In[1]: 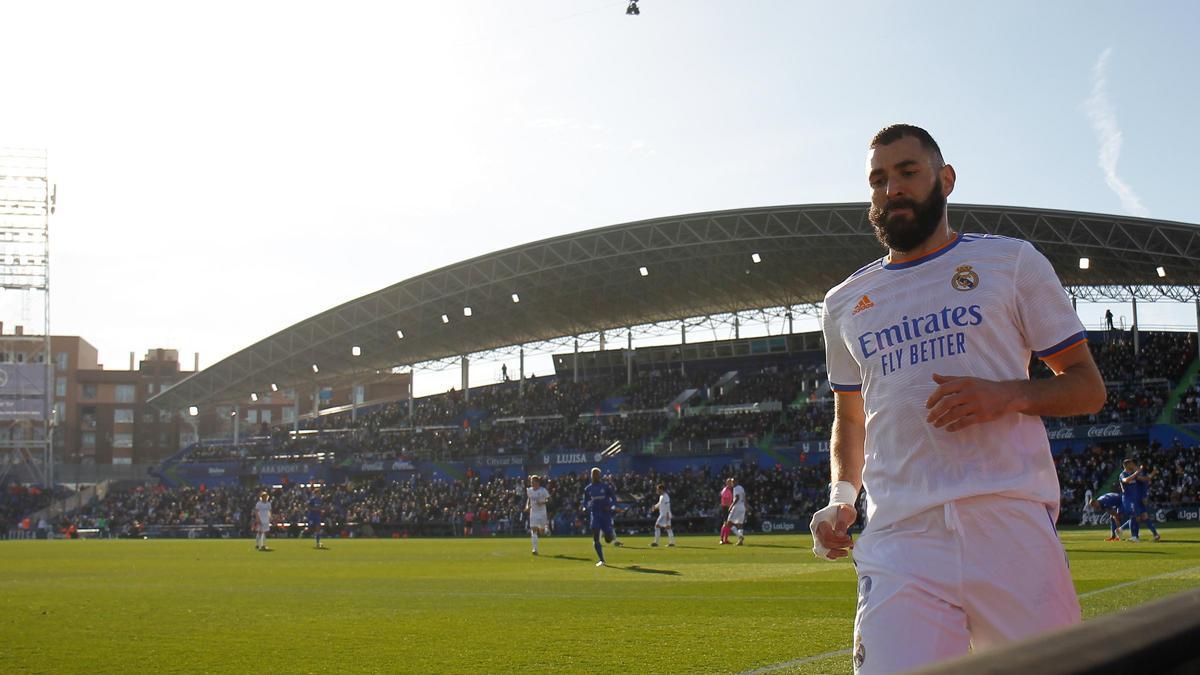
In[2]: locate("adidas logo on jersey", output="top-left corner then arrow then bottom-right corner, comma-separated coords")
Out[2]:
852,295 -> 875,315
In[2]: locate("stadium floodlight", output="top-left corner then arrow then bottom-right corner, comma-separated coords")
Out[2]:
311,363 -> 320,373
751,253 -> 761,264
441,314 -> 450,324
639,266 -> 649,277
626,0 -> 639,15
1157,266 -> 1167,278
250,393 -> 258,402
270,383 -> 278,392
352,345 -> 362,356
188,406 -> 199,416
230,409 -> 237,417
396,329 -> 405,339
463,306 -> 472,317
511,293 -> 520,303
1078,257 -> 1090,270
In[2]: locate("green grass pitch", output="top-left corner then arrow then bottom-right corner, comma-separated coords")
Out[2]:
2,529 -> 1199,674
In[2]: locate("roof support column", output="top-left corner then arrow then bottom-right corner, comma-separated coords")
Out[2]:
573,338 -> 579,383
519,347 -> 525,396
787,308 -> 794,335
312,386 -> 319,419
625,347 -> 633,388
680,320 -> 687,377
461,356 -> 470,402
734,312 -> 740,340
408,369 -> 415,418
627,327 -> 632,350
233,405 -> 240,445
1132,295 -> 1139,356
293,396 -> 300,435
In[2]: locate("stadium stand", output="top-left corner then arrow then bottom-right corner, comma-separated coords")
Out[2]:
8,329 -> 1200,540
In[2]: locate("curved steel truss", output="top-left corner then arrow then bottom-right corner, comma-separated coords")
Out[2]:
150,203 -> 1200,410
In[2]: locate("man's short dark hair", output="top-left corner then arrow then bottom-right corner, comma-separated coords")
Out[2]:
870,124 -> 945,166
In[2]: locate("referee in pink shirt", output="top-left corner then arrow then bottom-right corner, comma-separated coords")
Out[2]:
718,478 -> 735,544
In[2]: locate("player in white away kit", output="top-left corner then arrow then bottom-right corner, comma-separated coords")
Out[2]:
525,474 -> 551,555
253,491 -> 272,551
725,478 -> 747,546
650,483 -> 674,547
810,125 -> 1106,674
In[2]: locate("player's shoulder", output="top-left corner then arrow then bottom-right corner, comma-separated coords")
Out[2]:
824,257 -> 886,308
958,232 -> 1039,262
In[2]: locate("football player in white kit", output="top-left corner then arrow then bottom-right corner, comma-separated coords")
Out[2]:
650,483 -> 674,547
525,474 -> 551,555
725,478 -> 747,546
810,124 -> 1107,674
253,491 -> 272,551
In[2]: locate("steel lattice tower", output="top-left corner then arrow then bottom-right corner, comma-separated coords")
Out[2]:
0,148 -> 54,488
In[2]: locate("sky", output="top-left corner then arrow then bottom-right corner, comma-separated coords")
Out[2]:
1,1 -> 1197,396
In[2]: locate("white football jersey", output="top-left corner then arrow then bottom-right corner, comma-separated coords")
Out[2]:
526,486 -> 550,513
254,500 -> 271,525
655,493 -> 672,519
822,234 -> 1084,531
732,485 -> 746,509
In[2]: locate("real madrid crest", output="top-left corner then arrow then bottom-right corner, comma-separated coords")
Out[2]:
951,264 -> 979,291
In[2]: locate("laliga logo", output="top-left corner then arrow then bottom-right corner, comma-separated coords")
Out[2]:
762,521 -> 773,533
0,369 -> 8,388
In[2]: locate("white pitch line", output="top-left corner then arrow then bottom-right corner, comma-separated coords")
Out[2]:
1077,564 -> 1200,599
739,648 -> 852,675
739,565 -> 1200,675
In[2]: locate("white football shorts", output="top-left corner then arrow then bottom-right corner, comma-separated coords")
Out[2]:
849,494 -> 1080,674
529,510 -> 548,530
727,505 -> 746,525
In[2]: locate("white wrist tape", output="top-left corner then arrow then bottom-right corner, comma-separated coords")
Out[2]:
811,481 -> 859,560
830,481 -> 858,506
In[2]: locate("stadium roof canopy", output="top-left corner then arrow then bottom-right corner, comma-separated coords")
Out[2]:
150,203 -> 1200,410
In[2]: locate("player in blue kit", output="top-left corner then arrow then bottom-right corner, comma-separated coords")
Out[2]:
1088,492 -> 1124,541
584,467 -> 617,566
1119,459 -> 1160,542
307,485 -> 328,549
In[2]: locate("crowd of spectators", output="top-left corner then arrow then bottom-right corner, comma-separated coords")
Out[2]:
708,364 -> 825,406
1,484 -> 66,536
17,438 -> 1200,537
1057,440 -> 1200,509
61,460 -> 833,538
1037,332 -> 1195,428
165,332 -> 1199,468
1175,382 -> 1200,424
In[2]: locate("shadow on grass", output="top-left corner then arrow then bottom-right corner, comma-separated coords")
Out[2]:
747,543 -> 809,549
622,565 -> 681,576
1072,548 -> 1169,555
552,554 -> 593,562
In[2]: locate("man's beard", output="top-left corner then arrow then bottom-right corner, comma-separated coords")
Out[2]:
868,176 -> 946,253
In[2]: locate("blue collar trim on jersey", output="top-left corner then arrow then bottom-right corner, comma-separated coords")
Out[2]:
883,233 -> 963,270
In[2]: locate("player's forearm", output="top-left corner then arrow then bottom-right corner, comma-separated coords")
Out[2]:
1010,362 -> 1106,418
830,413 -> 865,491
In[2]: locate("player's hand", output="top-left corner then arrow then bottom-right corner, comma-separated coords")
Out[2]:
925,373 -> 1023,432
810,503 -> 857,560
